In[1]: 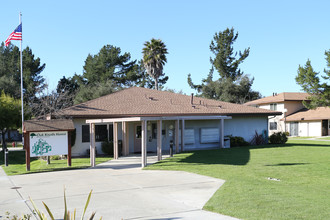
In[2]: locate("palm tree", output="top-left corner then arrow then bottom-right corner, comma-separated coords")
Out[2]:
142,38 -> 168,90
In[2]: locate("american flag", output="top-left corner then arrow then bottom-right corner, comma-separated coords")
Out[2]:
5,23 -> 22,47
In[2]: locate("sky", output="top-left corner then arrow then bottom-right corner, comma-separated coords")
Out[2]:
1,0 -> 329,97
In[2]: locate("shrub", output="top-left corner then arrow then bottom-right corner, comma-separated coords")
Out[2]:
269,132 -> 288,144
86,148 -> 98,156
101,140 -> 113,156
228,135 -> 250,147
50,155 -> 61,160
71,129 -> 76,147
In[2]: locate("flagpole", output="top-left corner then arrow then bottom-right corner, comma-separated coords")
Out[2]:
19,12 -> 24,145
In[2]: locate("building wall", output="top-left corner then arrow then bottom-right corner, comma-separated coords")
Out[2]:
284,101 -> 305,115
72,116 -> 269,156
259,101 -> 308,136
259,103 -> 284,135
285,120 -> 322,137
72,119 -> 122,157
129,116 -> 268,152
224,116 -> 268,142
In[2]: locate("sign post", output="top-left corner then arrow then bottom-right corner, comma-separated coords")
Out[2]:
25,132 -> 30,171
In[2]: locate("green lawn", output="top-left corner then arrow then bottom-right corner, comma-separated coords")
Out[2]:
288,136 -> 315,140
289,136 -> 330,140
145,140 -> 330,220
0,150 -> 112,175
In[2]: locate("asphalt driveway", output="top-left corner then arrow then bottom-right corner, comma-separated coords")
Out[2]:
0,156 -> 237,220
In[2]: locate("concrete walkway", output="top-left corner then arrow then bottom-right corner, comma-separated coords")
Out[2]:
0,156 -> 238,220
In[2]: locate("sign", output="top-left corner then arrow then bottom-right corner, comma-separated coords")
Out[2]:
29,131 -> 68,157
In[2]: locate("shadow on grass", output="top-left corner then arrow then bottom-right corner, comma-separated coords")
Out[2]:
285,143 -> 330,147
249,142 -> 330,149
265,163 -> 310,166
0,151 -> 38,165
179,147 -> 250,166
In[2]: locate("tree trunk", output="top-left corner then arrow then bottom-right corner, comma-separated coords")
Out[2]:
155,78 -> 159,90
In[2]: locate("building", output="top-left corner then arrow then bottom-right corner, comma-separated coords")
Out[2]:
61,87 -> 281,161
245,92 -> 330,137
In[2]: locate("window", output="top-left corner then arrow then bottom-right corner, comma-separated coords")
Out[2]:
82,125 -> 90,142
152,123 -> 157,139
270,103 -> 277,111
108,124 -> 113,142
95,125 -> 108,142
136,125 -> 142,139
270,122 -> 277,130
82,124 -> 108,142
200,128 -> 219,143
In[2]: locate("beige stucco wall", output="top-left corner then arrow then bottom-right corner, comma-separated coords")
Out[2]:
260,103 -> 285,135
259,101 -> 310,136
285,120 -> 322,137
284,101 -> 305,115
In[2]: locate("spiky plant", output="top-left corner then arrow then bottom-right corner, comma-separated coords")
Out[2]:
29,188 -> 101,220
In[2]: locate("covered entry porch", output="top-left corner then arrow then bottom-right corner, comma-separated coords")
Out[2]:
87,115 -> 231,167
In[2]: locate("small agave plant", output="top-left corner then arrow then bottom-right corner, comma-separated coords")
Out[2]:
29,188 -> 101,220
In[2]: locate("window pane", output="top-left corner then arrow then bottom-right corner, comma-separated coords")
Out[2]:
95,125 -> 108,142
152,123 -> 157,139
108,124 -> 113,141
136,126 -> 142,139
270,122 -> 277,130
270,103 -> 277,111
82,125 -> 90,142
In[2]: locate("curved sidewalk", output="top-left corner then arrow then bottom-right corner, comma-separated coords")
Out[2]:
1,156 -> 238,220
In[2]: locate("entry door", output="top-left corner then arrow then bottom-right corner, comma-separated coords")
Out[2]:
322,120 -> 328,136
134,124 -> 142,153
290,122 -> 298,136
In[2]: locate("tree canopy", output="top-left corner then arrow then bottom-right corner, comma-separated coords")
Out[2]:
210,28 -> 250,80
0,43 -> 46,115
188,28 -> 261,104
135,60 -> 168,90
296,50 -> 330,108
82,45 -> 141,87
0,91 -> 21,149
142,39 -> 168,90
65,44 -> 153,104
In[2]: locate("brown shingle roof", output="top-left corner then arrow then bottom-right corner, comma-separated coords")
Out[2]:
284,107 -> 330,121
244,92 -> 309,106
24,119 -> 75,132
61,87 -> 281,118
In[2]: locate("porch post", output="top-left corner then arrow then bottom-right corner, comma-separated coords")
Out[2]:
181,119 -> 185,152
68,130 -> 72,167
157,120 -> 162,161
90,123 -> 95,167
123,121 -> 129,156
141,120 -> 147,167
219,119 -> 224,148
25,132 -> 30,171
175,119 -> 179,153
113,122 -> 118,159
122,121 -> 126,156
